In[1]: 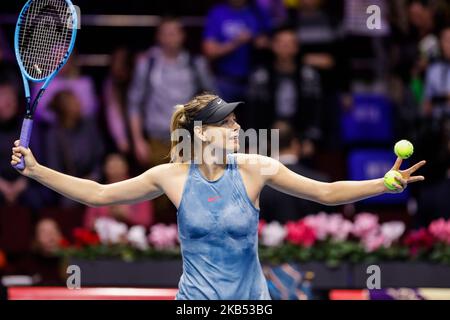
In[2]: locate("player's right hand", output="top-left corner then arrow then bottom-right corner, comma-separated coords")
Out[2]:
11,140 -> 38,177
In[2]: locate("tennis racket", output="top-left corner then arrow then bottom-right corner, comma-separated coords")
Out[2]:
13,0 -> 78,170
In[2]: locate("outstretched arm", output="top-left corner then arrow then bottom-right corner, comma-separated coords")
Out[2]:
323,157 -> 426,205
263,156 -> 426,206
11,140 -> 164,207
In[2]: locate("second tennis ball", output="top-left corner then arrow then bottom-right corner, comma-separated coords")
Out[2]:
384,170 -> 402,191
394,140 -> 414,159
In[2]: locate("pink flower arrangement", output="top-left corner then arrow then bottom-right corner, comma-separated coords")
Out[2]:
285,220 -> 316,247
259,212 -> 406,253
361,232 -> 386,252
61,214 -> 450,265
303,212 -> 353,241
303,212 -> 329,240
148,223 -> 179,250
428,218 -> 450,244
403,228 -> 435,256
326,214 -> 354,241
94,217 -> 128,245
127,225 -> 149,250
261,221 -> 287,247
352,213 -> 380,239
381,222 -> 406,247
258,219 -> 267,238
69,217 -> 180,252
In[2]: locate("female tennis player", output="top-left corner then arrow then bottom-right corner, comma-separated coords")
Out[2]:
11,93 -> 426,300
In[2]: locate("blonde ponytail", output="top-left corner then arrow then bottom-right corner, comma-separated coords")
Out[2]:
170,104 -> 188,132
168,93 -> 218,162
169,104 -> 188,162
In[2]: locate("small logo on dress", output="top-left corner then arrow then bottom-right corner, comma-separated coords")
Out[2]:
207,196 -> 221,202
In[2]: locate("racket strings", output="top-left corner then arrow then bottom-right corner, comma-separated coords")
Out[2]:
18,0 -> 74,80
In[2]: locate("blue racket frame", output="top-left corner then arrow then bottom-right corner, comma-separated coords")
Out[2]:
13,0 -> 78,170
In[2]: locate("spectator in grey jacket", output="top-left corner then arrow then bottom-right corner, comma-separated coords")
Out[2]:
127,17 -> 216,168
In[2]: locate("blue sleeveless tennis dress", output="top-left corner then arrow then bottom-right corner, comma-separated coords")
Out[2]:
175,153 -> 271,300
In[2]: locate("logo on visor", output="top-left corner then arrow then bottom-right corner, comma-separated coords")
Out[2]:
217,99 -> 223,104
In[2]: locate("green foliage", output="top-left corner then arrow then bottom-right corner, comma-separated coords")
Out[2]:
58,240 -> 450,265
57,245 -> 181,262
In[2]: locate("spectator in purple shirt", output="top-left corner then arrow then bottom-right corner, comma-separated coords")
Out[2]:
102,47 -> 134,155
203,0 -> 270,128
253,0 -> 288,29
32,53 -> 99,124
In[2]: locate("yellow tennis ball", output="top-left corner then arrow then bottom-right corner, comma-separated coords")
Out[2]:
384,170 -> 402,191
394,140 -> 414,159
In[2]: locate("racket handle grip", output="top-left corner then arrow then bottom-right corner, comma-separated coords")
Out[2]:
14,118 -> 34,171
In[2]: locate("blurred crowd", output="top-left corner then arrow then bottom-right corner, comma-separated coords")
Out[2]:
0,0 -> 450,284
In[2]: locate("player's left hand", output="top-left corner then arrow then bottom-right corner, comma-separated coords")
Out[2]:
386,157 -> 427,193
